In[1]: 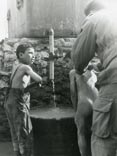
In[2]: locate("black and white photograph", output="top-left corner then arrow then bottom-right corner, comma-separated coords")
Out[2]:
0,0 -> 117,156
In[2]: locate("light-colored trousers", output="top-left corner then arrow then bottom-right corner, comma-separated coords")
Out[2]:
91,84 -> 117,156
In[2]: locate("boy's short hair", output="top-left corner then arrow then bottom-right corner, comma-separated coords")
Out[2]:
16,43 -> 33,59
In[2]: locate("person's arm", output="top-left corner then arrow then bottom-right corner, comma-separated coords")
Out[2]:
25,65 -> 42,82
71,19 -> 96,74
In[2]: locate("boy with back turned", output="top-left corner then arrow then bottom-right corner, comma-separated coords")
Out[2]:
4,43 -> 42,156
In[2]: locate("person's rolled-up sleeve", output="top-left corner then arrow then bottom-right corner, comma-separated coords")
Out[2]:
71,19 -> 96,74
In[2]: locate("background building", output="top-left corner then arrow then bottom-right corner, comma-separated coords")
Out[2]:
0,0 -> 8,40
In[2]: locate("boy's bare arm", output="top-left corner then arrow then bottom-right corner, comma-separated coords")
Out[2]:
25,65 -> 42,82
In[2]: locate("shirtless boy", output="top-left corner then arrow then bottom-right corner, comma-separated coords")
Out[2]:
4,43 -> 42,156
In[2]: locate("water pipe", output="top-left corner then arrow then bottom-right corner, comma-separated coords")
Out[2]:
49,28 -> 56,107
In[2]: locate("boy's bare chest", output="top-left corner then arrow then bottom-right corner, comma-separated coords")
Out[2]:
22,75 -> 30,88
11,67 -> 30,88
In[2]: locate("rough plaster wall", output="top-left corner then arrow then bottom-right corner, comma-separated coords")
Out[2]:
0,0 -> 8,40
7,0 -> 28,37
29,0 -> 77,36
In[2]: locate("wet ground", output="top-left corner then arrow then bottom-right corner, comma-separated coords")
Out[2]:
0,142 -> 14,156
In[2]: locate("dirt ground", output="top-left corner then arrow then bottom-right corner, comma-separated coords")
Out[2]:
0,142 -> 14,156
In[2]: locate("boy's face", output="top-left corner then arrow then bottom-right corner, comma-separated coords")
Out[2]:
20,47 -> 35,65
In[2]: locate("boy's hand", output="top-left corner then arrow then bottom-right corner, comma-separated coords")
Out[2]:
42,77 -> 47,84
24,82 -> 42,92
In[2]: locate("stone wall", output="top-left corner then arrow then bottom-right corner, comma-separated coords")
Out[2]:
0,37 -> 76,141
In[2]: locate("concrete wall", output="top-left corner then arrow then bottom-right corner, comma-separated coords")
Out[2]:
7,0 -> 88,38
75,0 -> 89,29
7,0 -> 29,37
0,0 -> 8,40
27,0 -> 79,37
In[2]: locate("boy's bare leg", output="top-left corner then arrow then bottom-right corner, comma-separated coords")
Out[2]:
76,117 -> 91,156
